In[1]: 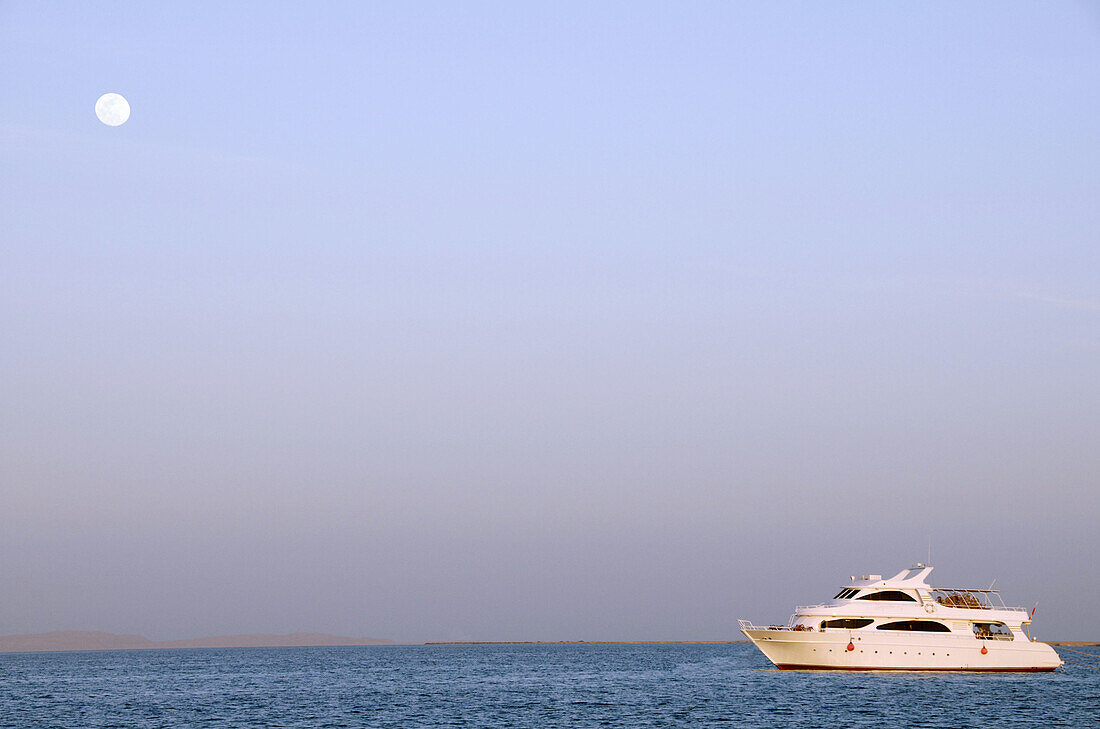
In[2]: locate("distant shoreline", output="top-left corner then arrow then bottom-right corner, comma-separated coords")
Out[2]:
1,631 -> 1094,654
0,631 -> 393,654
424,640 -> 750,645
425,640 -> 1098,647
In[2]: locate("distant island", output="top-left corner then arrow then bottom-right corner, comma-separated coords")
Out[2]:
0,631 -> 394,653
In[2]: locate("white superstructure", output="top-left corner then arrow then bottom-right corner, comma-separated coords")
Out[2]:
739,565 -> 1062,671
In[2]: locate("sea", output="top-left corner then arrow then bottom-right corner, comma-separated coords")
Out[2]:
1,643 -> 1097,728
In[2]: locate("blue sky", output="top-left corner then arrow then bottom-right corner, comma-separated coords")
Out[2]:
1,2 -> 1098,641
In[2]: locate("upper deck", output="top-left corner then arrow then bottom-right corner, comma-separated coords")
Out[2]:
794,565 -> 1028,615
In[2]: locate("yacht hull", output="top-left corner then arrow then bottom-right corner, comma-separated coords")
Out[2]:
742,629 -> 1061,672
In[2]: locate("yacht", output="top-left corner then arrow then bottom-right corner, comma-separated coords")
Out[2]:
739,564 -> 1062,671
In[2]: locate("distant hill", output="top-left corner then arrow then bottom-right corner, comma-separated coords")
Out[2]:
0,630 -> 394,653
0,631 -> 155,653
155,633 -> 395,649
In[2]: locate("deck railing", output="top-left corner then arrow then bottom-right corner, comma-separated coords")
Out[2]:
741,618 -> 1022,640
738,619 -> 794,632
791,600 -> 1029,614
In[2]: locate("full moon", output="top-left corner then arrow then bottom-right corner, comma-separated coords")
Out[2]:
95,93 -> 130,126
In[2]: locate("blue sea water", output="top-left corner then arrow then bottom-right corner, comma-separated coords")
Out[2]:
1,643 -> 1097,728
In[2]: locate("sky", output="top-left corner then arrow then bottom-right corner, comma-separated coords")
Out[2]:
1,1 -> 1098,643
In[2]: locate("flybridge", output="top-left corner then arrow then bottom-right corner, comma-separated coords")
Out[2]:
931,589 -> 1023,612
845,564 -> 934,588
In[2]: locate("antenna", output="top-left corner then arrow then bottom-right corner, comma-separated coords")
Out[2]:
927,536 -> 931,566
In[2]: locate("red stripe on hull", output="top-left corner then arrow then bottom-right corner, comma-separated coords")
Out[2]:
775,664 -> 1057,672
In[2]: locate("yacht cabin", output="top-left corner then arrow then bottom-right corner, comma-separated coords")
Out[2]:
787,565 -> 1031,641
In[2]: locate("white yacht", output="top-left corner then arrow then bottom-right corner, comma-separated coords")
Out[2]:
739,565 -> 1062,671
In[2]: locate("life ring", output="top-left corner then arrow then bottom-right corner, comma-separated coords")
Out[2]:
980,645 -> 988,655
924,603 -> 936,614
847,642 -> 855,652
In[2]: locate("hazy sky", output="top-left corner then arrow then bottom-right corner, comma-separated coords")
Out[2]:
2,2 -> 1098,642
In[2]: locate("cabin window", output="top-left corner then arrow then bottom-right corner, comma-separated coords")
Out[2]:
972,622 -> 1013,639
833,589 -> 859,599
856,590 -> 916,602
820,618 -> 874,630
876,620 -> 951,633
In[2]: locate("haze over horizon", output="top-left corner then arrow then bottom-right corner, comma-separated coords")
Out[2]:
2,2 -> 1098,644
